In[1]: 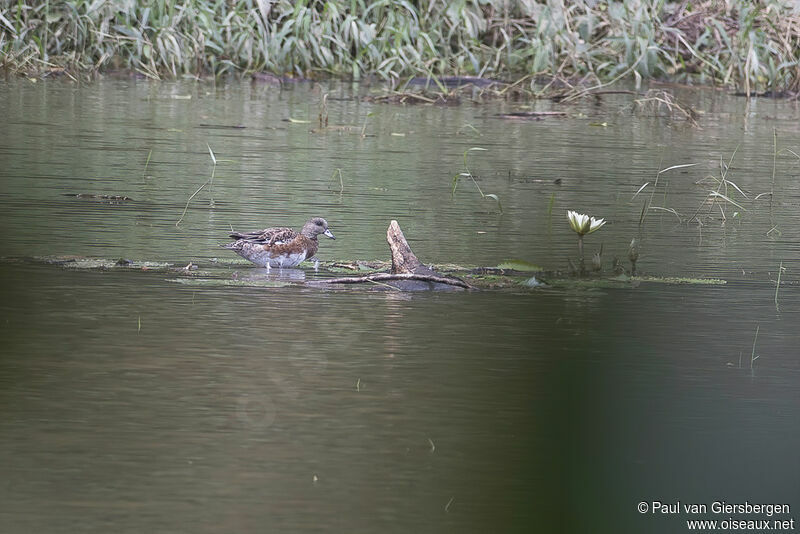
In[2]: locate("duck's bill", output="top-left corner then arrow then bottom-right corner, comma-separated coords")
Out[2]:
324,229 -> 336,239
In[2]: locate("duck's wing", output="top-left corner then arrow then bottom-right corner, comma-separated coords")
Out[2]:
229,227 -> 298,245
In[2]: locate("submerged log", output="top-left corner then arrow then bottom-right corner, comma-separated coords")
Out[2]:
64,193 -> 134,202
495,111 -> 567,120
407,76 -> 501,88
319,272 -> 472,290
6,256 -> 729,289
313,220 -> 474,290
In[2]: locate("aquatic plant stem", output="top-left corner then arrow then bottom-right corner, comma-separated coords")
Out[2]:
640,155 -> 664,227
445,497 -> 454,513
774,261 -> 784,312
176,145 -> 218,227
462,148 -> 487,197
452,147 -> 502,213
176,180 -> 210,227
578,235 -> 585,275
142,149 -> 152,180
688,147 -> 739,222
750,324 -> 760,370
330,168 -> 344,193
360,112 -> 372,138
319,93 -> 329,128
207,144 -> 217,206
771,128 -> 777,211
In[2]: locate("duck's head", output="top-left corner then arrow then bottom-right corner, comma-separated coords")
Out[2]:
302,217 -> 335,240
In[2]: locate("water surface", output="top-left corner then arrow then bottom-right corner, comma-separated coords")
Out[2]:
1,78 -> 799,533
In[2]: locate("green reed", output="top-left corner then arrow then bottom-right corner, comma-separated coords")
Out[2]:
1,0 -> 799,93
452,147 -> 502,213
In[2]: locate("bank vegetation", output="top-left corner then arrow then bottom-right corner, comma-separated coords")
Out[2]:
1,0 -> 798,94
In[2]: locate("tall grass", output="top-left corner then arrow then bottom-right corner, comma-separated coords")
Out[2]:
1,0 -> 799,92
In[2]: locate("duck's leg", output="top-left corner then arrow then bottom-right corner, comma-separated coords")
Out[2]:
305,255 -> 320,271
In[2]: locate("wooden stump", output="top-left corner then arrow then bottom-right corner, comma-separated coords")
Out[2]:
387,220 -> 436,276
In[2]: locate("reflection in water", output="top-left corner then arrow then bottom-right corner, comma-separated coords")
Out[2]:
1,264 -> 797,533
1,80 -> 799,533
234,267 -> 307,282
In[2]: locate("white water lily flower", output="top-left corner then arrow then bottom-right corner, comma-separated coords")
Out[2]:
567,210 -> 606,236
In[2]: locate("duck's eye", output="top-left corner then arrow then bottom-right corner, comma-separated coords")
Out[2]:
316,220 -> 323,226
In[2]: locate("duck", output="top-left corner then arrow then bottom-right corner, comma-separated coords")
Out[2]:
222,217 -> 335,268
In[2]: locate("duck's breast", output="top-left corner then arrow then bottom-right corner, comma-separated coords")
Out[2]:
265,236 -> 316,267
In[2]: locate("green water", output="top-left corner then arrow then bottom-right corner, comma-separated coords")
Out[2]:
1,78 -> 799,533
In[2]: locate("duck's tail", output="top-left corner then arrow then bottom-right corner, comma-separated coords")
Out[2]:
220,241 -> 242,251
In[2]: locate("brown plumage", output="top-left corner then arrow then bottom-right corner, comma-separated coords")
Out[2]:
222,217 -> 335,268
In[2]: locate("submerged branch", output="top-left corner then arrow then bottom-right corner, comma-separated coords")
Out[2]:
310,272 -> 474,289
309,220 -> 475,289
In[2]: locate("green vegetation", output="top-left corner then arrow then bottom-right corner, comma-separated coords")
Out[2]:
452,147 -> 502,213
1,0 -> 798,93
